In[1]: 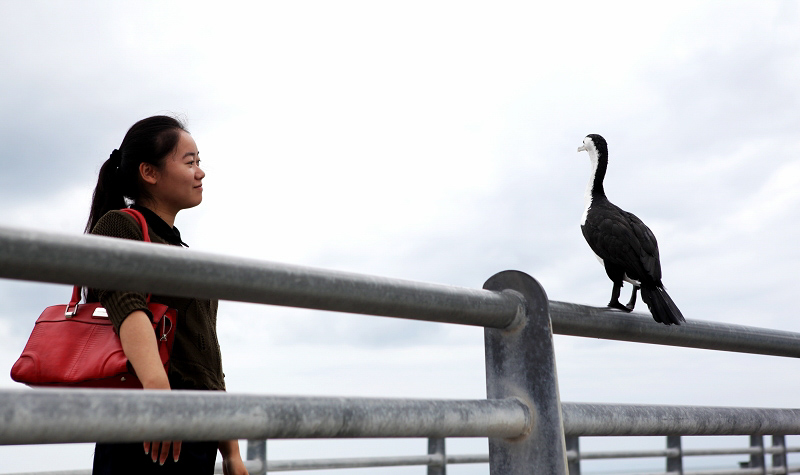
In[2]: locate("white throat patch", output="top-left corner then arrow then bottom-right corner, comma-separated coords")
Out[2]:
581,146 -> 600,225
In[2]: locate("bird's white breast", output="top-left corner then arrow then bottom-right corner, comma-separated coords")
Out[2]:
582,189 -> 592,226
581,153 -> 599,226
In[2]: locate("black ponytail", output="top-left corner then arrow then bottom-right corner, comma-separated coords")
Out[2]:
85,116 -> 187,233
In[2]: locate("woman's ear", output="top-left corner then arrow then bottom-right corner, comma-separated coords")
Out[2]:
139,162 -> 160,185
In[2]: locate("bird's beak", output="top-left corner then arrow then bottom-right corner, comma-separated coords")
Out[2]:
577,145 -> 587,152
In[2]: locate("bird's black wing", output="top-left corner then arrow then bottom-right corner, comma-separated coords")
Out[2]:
619,208 -> 662,282
582,201 -> 662,283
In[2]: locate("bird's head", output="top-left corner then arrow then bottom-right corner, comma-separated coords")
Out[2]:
577,134 -> 607,155
577,134 -> 609,171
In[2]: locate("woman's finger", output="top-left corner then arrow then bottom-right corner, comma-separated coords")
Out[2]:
143,441 -> 150,455
150,441 -> 161,463
159,440 -> 172,465
173,440 -> 182,462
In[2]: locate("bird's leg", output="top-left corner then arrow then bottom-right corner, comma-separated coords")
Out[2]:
608,282 -> 629,311
625,285 -> 639,311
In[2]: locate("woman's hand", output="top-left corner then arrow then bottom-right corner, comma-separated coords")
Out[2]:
144,440 -> 182,465
222,455 -> 249,475
220,440 -> 249,475
119,310 -> 182,464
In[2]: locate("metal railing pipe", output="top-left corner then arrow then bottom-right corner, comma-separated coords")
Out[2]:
267,454 -> 441,471
5,453 -> 492,475
427,437 -> 445,475
5,228 -> 800,358
265,453 -> 492,471
550,301 -> 800,358
0,227 -> 521,328
246,439 -> 267,475
4,471 -> 91,475
484,271 -> 568,474
578,449 -> 681,460
0,389 -> 531,445
563,403 -> 800,436
446,454 -> 490,464
564,446 -> 800,460
4,460 -> 266,475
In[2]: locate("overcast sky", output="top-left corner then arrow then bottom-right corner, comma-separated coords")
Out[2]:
2,1 -> 800,473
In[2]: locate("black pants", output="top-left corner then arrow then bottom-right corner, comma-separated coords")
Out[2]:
92,441 -> 218,475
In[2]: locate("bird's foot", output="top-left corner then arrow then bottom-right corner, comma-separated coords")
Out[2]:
608,300 -> 634,313
625,287 -> 639,312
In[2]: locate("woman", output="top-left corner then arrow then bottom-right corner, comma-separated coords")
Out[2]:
86,115 -> 248,475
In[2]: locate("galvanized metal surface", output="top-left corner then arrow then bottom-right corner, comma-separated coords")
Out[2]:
9,441 -> 800,474
0,389 -> 529,445
484,271 -> 567,474
5,451 -> 491,475
446,454 -> 489,464
667,435 -> 683,474
427,437 -> 446,475
0,227 -> 520,328
628,471 -> 774,475
267,454 -> 440,471
246,439 -> 267,475
563,403 -> 800,436
9,454 -> 800,475
684,446 -> 797,456
5,227 -> 800,358
7,228 -> 800,474
265,452 -> 491,471
265,453 -> 490,471
550,301 -> 800,358
566,436 -> 581,474
773,435 -> 788,472
4,471 -> 91,475
5,460 -> 265,475
573,448 -> 681,460
565,445 -> 800,460
749,435 -> 766,473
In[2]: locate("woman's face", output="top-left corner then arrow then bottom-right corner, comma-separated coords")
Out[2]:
150,131 -> 205,213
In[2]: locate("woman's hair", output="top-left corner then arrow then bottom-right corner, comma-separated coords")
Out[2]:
85,115 -> 188,233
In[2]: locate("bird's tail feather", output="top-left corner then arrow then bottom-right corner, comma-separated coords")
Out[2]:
641,286 -> 685,325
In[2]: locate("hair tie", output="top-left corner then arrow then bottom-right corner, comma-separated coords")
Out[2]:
109,149 -> 122,168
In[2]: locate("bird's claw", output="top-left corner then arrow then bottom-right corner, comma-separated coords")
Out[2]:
608,301 -> 634,313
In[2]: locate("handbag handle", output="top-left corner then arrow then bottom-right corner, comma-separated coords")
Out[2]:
67,208 -> 151,315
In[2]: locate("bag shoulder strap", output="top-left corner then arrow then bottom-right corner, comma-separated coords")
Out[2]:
118,208 -> 151,243
68,208 -> 151,310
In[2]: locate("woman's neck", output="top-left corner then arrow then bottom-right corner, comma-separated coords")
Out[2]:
136,200 -> 177,228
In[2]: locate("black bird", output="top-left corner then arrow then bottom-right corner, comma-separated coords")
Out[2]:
578,134 -> 685,325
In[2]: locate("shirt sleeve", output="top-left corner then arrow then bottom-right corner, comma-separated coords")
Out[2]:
90,210 -> 153,332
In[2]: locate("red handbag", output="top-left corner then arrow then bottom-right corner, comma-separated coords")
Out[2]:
10,208 -> 177,388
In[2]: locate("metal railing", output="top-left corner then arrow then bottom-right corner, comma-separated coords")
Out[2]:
2,225 -> 800,474
6,436 -> 800,474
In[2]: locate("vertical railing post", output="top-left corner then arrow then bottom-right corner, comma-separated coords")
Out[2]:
566,436 -> 581,475
247,439 -> 267,475
427,437 -> 446,475
483,270 -> 567,474
666,436 -> 683,474
749,435 -> 765,474
772,435 -> 787,474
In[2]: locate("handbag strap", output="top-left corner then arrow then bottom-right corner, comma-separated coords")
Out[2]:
119,208 -> 151,243
67,208 -> 152,313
